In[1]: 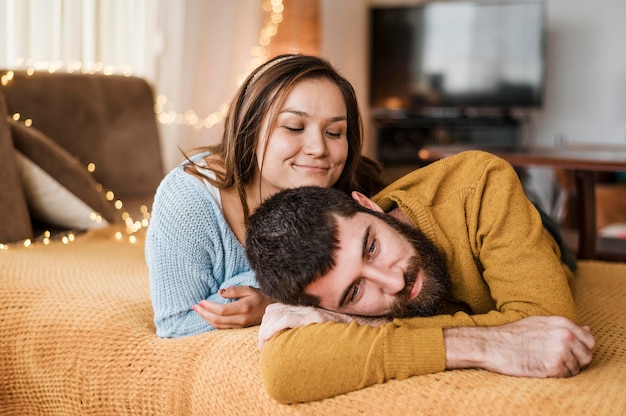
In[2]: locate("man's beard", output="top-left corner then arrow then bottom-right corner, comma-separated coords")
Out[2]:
375,212 -> 451,319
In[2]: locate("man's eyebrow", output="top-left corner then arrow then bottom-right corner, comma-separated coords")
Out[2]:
337,225 -> 371,308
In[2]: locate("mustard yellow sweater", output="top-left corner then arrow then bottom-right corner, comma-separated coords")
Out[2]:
260,151 -> 576,403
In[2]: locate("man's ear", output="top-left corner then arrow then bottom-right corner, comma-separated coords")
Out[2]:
351,191 -> 383,212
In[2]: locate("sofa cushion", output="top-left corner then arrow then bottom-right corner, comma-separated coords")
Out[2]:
0,97 -> 33,243
1,71 -> 164,199
9,119 -> 119,230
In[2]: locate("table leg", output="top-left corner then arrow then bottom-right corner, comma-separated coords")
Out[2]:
575,170 -> 597,259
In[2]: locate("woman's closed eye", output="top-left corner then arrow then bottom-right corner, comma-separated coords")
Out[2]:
325,130 -> 343,138
284,126 -> 303,133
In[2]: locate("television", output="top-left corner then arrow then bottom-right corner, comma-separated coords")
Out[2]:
369,1 -> 547,116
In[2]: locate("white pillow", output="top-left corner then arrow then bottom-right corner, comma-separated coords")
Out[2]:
14,150 -> 109,230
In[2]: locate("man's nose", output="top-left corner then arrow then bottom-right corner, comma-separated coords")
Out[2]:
367,264 -> 405,296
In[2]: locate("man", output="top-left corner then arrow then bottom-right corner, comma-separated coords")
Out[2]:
245,151 -> 595,404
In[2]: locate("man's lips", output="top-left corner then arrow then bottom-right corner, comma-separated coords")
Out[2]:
408,270 -> 424,300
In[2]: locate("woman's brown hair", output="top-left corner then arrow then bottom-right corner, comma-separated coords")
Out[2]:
185,54 -> 385,220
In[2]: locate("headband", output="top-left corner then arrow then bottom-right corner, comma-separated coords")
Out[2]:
245,55 -> 298,93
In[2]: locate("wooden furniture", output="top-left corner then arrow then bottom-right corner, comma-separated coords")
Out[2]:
419,145 -> 626,261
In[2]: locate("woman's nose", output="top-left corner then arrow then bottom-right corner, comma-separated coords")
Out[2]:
303,130 -> 328,157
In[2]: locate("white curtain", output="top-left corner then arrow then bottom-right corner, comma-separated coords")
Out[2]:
154,0 -> 263,170
0,0 -> 158,77
0,0 -> 263,171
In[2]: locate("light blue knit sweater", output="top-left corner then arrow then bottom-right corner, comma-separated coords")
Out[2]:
145,153 -> 258,338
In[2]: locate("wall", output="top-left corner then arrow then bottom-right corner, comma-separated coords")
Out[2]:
322,0 -> 626,153
320,0 -> 374,157
530,0 -> 626,147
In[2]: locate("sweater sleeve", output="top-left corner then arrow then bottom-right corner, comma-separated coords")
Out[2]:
145,166 -> 256,338
260,312 -> 486,403
260,322 -> 445,404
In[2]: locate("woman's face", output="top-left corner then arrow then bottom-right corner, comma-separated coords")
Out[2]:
254,78 -> 349,198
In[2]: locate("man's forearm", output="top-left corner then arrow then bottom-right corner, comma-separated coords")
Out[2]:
444,316 -> 595,377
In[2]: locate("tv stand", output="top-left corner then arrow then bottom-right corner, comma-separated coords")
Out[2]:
374,114 -> 521,166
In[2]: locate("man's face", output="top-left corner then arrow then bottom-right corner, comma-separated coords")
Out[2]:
304,209 -> 450,318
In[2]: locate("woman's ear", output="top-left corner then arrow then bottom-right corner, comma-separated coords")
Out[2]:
351,191 -> 383,212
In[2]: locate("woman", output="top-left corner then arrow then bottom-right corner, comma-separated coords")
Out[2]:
146,54 -> 385,338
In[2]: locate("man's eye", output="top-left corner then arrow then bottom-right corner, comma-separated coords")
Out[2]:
347,284 -> 360,304
367,240 -> 377,261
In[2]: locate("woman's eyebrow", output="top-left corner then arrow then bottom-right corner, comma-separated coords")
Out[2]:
278,109 -> 347,122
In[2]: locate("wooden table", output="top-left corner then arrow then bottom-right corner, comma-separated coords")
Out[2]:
419,145 -> 626,261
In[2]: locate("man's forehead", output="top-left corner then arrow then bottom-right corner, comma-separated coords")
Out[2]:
305,213 -> 374,309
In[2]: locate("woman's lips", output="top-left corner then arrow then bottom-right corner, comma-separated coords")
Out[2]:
293,164 -> 329,174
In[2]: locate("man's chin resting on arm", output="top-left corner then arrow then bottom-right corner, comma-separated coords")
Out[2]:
246,151 -> 596,404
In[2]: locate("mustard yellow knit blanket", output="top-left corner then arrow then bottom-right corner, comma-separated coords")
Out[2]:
1,226 -> 625,415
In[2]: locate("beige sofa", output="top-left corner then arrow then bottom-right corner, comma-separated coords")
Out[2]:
1,71 -> 625,415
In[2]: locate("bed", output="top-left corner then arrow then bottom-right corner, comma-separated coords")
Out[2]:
1,70 -> 625,415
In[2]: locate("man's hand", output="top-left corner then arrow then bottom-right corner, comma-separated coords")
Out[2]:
444,315 -> 595,378
258,303 -> 389,349
193,286 -> 273,329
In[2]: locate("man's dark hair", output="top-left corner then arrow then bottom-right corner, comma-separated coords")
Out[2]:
245,186 -> 370,306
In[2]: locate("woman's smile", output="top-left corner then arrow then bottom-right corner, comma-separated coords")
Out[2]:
292,163 -> 331,174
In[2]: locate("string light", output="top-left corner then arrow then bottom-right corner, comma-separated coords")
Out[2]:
0,0 -> 283,248
154,0 -> 284,130
2,113 -> 151,248
2,1 -> 284,132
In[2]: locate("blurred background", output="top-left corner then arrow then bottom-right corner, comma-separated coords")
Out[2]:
2,0 -> 625,171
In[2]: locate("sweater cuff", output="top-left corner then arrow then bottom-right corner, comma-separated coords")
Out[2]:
383,326 -> 446,379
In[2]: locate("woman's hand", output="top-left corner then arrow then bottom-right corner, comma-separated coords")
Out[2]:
193,286 -> 274,329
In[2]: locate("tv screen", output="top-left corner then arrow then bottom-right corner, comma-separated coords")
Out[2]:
369,1 -> 546,114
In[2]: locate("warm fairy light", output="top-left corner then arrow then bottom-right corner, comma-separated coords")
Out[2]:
0,1 -> 287,248
3,0 -> 284,131
3,1 -> 283,132
1,70 -> 14,85
0,90 -> 146,250
10,113 -> 31,125
154,0 -> 284,130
